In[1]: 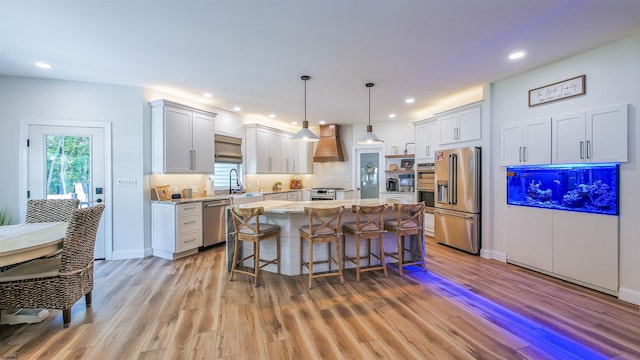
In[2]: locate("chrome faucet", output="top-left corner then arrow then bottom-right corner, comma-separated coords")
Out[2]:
229,169 -> 239,194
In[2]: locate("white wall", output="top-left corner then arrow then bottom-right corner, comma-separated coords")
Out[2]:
0,76 -> 147,259
489,34 -> 640,305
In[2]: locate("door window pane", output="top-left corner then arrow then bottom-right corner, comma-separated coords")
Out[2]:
45,135 -> 91,207
360,152 -> 379,199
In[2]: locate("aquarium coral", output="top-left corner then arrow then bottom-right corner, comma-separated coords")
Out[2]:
526,180 -> 552,201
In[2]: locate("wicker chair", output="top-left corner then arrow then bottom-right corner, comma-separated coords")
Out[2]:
26,199 -> 80,223
0,204 -> 105,328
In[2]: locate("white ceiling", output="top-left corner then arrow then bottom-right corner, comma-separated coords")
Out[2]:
2,1 -> 640,128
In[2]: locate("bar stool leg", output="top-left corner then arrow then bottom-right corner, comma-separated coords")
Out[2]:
254,241 -> 260,287
230,235 -> 240,281
276,232 -> 281,274
356,236 -> 361,282
299,233 -> 304,274
336,238 -> 344,284
398,233 -> 404,276
309,238 -> 314,289
379,234 -> 388,277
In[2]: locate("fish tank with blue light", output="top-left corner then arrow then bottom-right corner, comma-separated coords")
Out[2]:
506,163 -> 619,215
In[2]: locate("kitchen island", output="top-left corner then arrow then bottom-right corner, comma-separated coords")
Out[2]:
226,198 -> 424,276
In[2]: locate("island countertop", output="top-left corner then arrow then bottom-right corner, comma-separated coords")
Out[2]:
234,198 -> 411,214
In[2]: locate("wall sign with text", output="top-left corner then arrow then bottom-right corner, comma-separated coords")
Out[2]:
528,75 -> 586,107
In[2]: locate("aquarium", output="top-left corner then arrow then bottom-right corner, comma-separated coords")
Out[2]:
506,163 -> 619,215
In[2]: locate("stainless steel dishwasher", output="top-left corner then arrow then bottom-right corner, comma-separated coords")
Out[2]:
202,199 -> 231,247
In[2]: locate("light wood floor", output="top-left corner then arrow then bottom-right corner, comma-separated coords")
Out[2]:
1,238 -> 639,359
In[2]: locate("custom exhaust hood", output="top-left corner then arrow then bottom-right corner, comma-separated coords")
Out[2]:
313,124 -> 345,162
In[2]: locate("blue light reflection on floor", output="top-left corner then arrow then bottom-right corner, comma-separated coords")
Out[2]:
405,266 -> 607,359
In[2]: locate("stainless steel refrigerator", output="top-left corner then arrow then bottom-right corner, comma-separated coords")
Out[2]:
434,146 -> 481,254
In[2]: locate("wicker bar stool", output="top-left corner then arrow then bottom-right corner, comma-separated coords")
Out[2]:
384,202 -> 426,276
299,206 -> 345,289
229,206 -> 280,287
341,204 -> 388,282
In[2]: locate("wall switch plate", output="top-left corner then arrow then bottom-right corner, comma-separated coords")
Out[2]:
116,179 -> 136,187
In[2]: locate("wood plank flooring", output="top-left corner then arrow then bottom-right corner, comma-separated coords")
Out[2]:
1,238 -> 639,359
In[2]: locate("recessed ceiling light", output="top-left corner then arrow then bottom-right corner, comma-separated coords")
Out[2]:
269,114 -> 276,118
389,113 -> 396,118
35,62 -> 52,69
291,121 -> 298,125
203,92 -> 213,98
319,120 -> 326,125
233,106 -> 241,111
509,51 -> 526,60
405,98 -> 415,104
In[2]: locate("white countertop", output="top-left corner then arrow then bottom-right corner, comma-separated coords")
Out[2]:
235,198 -> 411,214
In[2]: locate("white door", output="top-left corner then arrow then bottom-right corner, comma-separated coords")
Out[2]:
354,146 -> 383,199
28,125 -> 107,259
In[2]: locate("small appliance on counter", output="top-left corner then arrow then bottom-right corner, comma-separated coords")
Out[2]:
386,178 -> 397,192
290,179 -> 302,189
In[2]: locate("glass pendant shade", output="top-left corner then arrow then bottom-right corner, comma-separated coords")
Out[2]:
357,82 -> 383,144
291,75 -> 319,142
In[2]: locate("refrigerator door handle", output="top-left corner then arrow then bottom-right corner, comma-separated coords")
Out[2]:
451,153 -> 458,205
448,154 -> 453,204
435,210 -> 474,220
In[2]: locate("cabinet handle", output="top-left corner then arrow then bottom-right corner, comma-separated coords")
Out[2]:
586,140 -> 591,159
426,145 -> 429,157
191,150 -> 196,170
523,146 -> 526,162
184,238 -> 197,243
518,147 -> 521,162
580,141 -> 584,159
457,127 -> 460,140
183,220 -> 197,225
183,206 -> 197,211
293,159 -> 296,172
269,157 -> 272,171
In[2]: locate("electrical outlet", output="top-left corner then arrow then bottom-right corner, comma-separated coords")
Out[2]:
192,185 -> 198,193
116,179 -> 137,187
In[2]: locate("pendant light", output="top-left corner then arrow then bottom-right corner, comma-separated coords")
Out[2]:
357,82 -> 384,144
291,75 -> 320,142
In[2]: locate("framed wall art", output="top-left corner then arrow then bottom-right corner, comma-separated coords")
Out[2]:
528,75 -> 586,107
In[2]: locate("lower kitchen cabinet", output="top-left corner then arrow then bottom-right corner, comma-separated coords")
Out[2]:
152,202 -> 203,260
506,206 -> 618,294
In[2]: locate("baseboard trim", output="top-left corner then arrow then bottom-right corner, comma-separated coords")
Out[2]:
111,248 -> 148,260
480,248 -> 506,263
618,287 -> 640,307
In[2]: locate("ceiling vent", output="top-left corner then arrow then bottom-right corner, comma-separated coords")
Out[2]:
313,124 -> 345,162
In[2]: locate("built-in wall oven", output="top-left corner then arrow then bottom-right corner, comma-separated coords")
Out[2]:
310,188 -> 342,201
416,163 -> 435,208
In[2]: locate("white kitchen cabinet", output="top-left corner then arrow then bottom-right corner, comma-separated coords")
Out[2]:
552,104 -> 628,164
414,118 -> 438,162
506,205 -> 619,294
500,118 -> 551,166
424,212 -> 434,237
151,99 -> 216,174
552,211 -> 618,293
151,202 -> 203,260
438,103 -> 481,145
232,194 -> 264,205
246,124 -> 311,174
506,206 -> 553,272
379,192 -> 414,203
287,191 -> 299,201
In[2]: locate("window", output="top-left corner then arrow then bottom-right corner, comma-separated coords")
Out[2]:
212,163 -> 242,191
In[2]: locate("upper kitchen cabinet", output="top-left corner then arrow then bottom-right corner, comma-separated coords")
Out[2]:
437,102 -> 482,145
151,99 -> 216,174
552,104 -> 628,164
245,124 -> 312,174
414,118 -> 439,162
500,118 -> 551,166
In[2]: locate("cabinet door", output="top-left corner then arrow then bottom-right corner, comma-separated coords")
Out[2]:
552,112 -> 586,164
587,104 -> 628,163
282,136 -> 298,173
164,107 -> 193,173
552,211 -> 618,292
191,112 -> 215,173
269,132 -> 283,173
415,123 -> 430,159
256,129 -> 271,173
522,118 -> 551,165
500,122 -> 523,166
457,107 -> 481,143
427,121 -> 439,158
506,206 -> 553,272
298,142 -> 312,174
438,114 -> 458,145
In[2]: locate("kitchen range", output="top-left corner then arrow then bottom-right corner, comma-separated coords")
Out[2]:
310,187 -> 344,201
